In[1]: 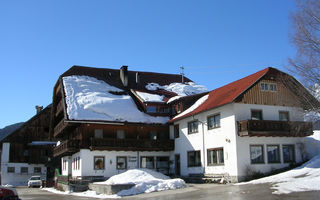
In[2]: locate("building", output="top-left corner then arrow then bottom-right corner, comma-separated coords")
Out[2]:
50,66 -> 318,183
0,105 -> 57,186
50,65 -> 207,180
169,67 -> 318,182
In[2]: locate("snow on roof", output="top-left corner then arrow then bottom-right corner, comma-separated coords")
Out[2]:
238,154 -> 320,194
167,95 -> 183,104
62,76 -> 169,124
173,94 -> 209,120
135,91 -> 165,102
28,141 -> 57,146
94,168 -> 186,196
146,82 -> 208,96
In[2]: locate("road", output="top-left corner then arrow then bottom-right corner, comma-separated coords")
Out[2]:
16,184 -> 320,200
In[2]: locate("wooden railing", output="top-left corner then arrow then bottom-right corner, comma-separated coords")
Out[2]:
237,120 -> 313,137
53,140 -> 80,157
55,100 -> 64,117
90,138 -> 174,151
53,120 -> 68,138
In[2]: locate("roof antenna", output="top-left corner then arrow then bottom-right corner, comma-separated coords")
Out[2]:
180,66 -> 184,83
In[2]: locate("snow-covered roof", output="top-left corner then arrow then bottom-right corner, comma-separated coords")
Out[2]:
62,75 -> 169,124
135,91 -> 165,103
146,82 -> 208,96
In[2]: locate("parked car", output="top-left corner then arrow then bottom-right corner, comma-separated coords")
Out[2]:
27,176 -> 42,188
0,186 -> 20,200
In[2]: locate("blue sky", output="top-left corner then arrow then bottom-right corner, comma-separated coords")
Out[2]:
0,0 -> 296,128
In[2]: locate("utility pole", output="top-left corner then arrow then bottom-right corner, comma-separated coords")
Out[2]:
180,66 -> 184,83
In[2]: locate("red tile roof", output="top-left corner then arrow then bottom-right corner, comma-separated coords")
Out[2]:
170,67 -> 271,122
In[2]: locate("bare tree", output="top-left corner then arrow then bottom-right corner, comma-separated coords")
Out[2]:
289,0 -> 320,92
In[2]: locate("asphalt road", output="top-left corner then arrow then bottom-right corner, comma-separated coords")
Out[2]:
16,184 -> 320,200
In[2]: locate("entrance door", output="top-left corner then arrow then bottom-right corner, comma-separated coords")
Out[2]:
175,154 -> 180,176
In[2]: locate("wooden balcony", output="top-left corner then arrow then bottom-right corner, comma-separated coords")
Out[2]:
53,140 -> 80,157
55,100 -> 64,117
237,120 -> 313,137
90,138 -> 174,151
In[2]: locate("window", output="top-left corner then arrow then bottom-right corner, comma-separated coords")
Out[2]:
279,111 -> 289,121
21,167 -> 28,174
94,156 -> 105,170
34,167 -> 41,174
260,83 -> 268,91
158,107 -> 169,113
283,145 -> 295,163
207,148 -> 224,165
117,130 -> 125,139
250,145 -> 264,164
267,145 -> 280,163
150,131 -> 157,140
146,106 -> 157,113
207,114 -> 221,129
116,157 -> 127,170
156,157 -> 169,168
188,151 -> 201,167
188,121 -> 198,134
251,110 -> 263,120
94,129 -> 103,139
269,83 -> 277,92
7,167 -> 15,173
141,156 -> 154,169
174,124 -> 180,138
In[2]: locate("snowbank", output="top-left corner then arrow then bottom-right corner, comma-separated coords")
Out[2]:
173,94 -> 209,119
63,76 -> 169,124
237,154 -> 320,194
94,168 -> 187,196
303,131 -> 320,159
146,82 -> 208,96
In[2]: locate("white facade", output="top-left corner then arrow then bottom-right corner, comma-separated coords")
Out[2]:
61,150 -> 170,179
170,103 -> 307,182
1,143 -> 46,186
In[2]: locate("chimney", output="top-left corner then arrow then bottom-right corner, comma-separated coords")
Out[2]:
180,66 -> 185,83
120,65 -> 128,87
35,105 -> 43,114
136,72 -> 140,84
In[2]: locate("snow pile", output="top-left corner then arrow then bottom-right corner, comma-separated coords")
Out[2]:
146,82 -> 208,96
135,91 -> 165,102
238,154 -> 320,194
173,94 -> 209,119
63,76 -> 169,124
95,168 -> 186,196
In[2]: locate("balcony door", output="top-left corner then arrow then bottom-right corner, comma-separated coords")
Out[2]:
175,154 -> 180,176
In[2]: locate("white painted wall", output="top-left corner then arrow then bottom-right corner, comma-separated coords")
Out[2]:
170,103 -> 239,178
1,143 -> 46,186
61,156 -> 72,176
72,150 -> 170,178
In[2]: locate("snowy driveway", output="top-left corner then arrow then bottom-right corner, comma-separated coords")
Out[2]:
17,184 -> 320,200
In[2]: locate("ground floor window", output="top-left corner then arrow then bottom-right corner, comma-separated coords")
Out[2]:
250,145 -> 264,164
94,156 -> 105,170
156,157 -> 169,168
21,167 -> 28,174
34,167 -> 41,174
117,156 -> 127,170
188,151 -> 201,167
7,167 -> 15,173
267,145 -> 280,163
141,156 -> 154,169
283,144 -> 295,163
207,148 -> 224,165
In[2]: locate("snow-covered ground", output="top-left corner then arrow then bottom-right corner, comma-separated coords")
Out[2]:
62,76 -> 169,124
238,131 -> 320,194
44,169 -> 186,198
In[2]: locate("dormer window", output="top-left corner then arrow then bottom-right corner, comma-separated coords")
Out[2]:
146,106 -> 157,113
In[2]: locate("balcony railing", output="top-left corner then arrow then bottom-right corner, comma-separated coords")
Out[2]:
53,140 -> 80,157
90,138 -> 174,151
237,120 -> 313,137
